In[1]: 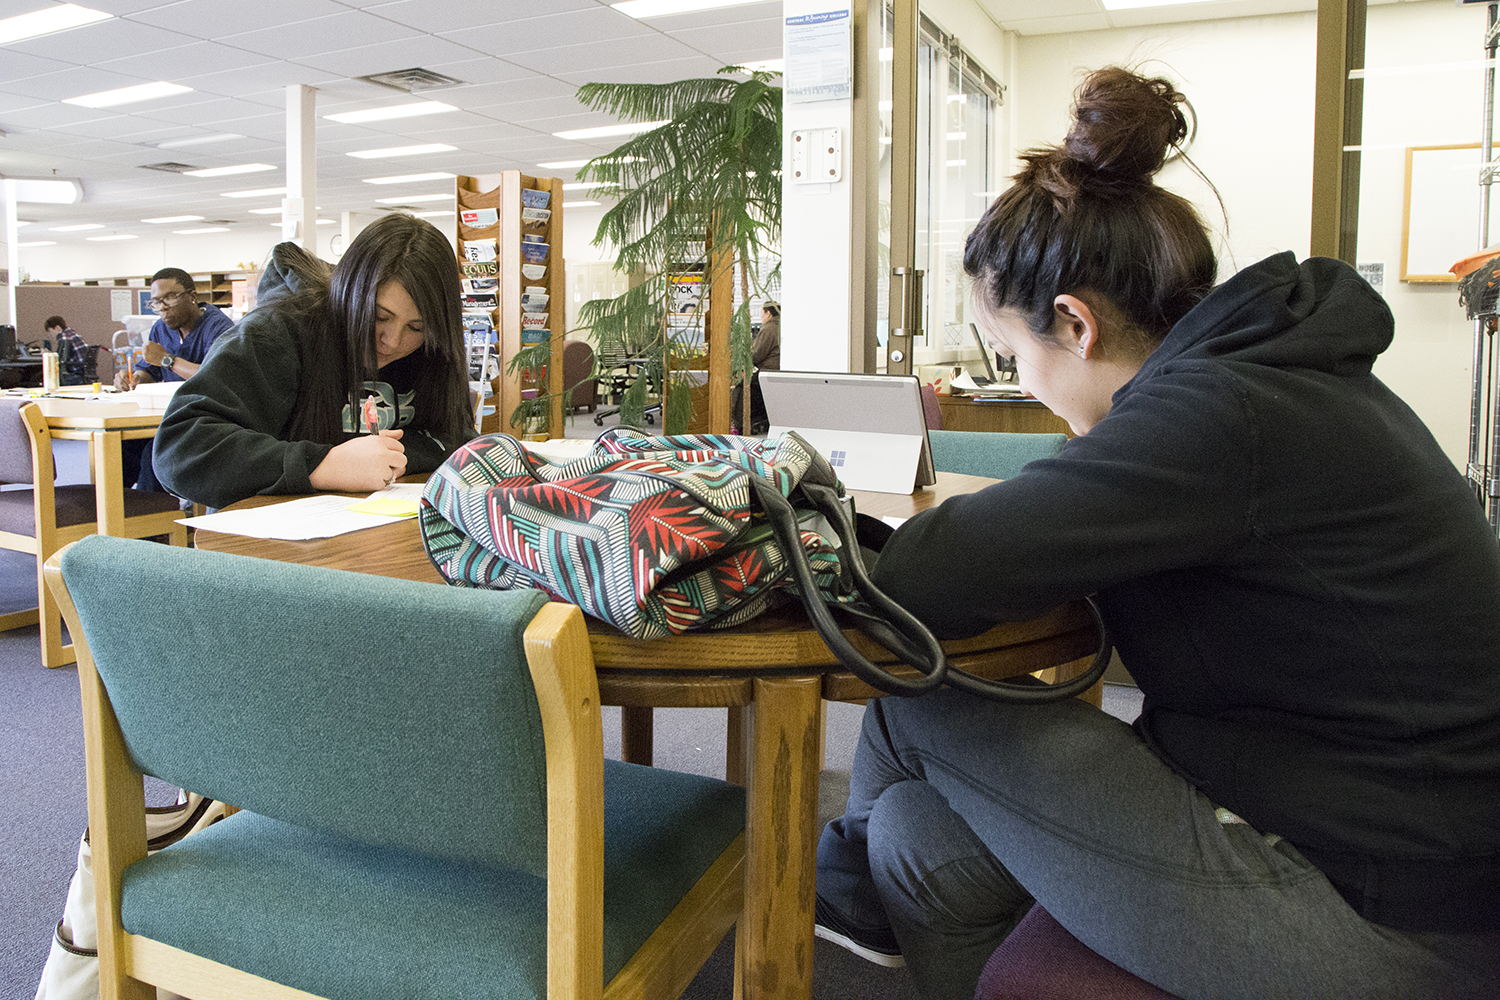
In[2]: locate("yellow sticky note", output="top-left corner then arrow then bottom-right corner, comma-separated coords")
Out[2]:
346,497 -> 420,518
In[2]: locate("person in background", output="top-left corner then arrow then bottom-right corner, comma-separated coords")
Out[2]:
153,213 -> 474,510
43,316 -> 89,385
813,67 -> 1500,1000
118,268 -> 235,492
732,300 -> 780,434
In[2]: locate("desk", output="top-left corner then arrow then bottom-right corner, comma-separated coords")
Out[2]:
28,395 -> 166,535
937,394 -> 1071,435
192,473 -> 1098,1000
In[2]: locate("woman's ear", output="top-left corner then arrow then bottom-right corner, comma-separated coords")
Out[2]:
1053,294 -> 1101,359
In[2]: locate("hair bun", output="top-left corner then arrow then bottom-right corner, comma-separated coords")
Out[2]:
1062,67 -> 1188,188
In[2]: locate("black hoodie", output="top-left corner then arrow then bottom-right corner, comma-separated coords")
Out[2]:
154,248 -> 465,509
873,253 -> 1500,933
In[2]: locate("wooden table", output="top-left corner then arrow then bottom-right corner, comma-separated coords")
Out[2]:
192,472 -> 1099,1000
27,394 -> 166,535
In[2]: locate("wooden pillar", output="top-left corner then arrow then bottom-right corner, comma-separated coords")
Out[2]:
1311,0 -> 1366,263
707,217 -> 733,433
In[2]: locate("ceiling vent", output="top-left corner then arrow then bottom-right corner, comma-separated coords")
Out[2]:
139,162 -> 202,173
357,67 -> 464,93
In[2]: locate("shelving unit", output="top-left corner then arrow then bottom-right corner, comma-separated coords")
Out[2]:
57,271 -> 256,314
456,171 -> 565,438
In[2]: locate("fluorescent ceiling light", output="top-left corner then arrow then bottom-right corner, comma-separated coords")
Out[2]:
553,121 -> 668,141
0,4 -> 111,45
142,215 -> 203,224
86,234 -> 137,241
324,101 -> 456,124
317,219 -> 336,225
18,240 -> 56,247
14,221 -> 30,227
347,143 -> 456,159
613,0 -> 763,17
50,223 -> 103,232
563,200 -> 601,208
362,171 -> 455,185
375,193 -> 453,203
173,227 -> 230,234
247,206 -> 283,214
413,210 -> 454,218
7,178 -> 83,204
63,81 -> 192,108
561,181 -> 618,191
158,133 -> 244,148
221,186 -> 287,198
183,163 -> 275,178
537,159 -> 591,169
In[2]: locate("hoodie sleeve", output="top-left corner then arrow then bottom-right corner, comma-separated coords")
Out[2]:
152,312 -> 334,509
872,368 -> 1257,637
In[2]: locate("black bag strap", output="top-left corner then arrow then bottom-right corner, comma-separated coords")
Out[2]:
750,477 -> 948,695
764,478 -> 1112,703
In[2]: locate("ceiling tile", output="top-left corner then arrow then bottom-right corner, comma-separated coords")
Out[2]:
419,56 -> 537,86
637,0 -> 782,31
6,17 -> 201,64
0,48 -> 74,83
132,95 -> 301,127
553,54 -> 724,86
0,101 -> 136,130
501,34 -> 703,76
665,15 -> 783,54
364,0 -> 597,34
127,0 -> 350,31
93,42 -> 283,84
438,6 -> 654,57
4,65 -> 161,102
219,10 -> 422,60
173,61 -> 345,95
288,33 -> 485,77
444,77 -> 580,109
47,115 -> 186,141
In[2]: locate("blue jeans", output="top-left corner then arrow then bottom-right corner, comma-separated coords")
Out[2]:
816,691 -> 1497,1000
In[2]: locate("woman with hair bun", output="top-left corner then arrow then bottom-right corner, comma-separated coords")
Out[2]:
154,213 -> 474,510
815,67 -> 1499,998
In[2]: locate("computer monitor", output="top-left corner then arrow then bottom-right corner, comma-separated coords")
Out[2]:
0,324 -> 15,362
758,371 -> 936,494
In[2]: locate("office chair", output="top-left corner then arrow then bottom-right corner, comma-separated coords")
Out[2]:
0,401 -> 186,667
47,535 -> 746,1000
927,429 -> 1067,481
974,904 -> 1184,1000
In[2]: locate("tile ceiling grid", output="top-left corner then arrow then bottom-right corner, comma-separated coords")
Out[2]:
0,0 -> 787,233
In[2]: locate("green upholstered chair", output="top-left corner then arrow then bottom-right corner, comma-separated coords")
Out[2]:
928,429 -> 1067,481
47,535 -> 746,1000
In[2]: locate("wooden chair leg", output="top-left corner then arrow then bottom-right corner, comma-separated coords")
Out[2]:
37,555 -> 76,668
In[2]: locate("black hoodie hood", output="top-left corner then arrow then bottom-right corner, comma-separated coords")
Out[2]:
1129,252 -> 1394,395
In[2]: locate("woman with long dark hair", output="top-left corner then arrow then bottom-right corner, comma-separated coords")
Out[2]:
814,67 -> 1500,998
154,214 -> 473,509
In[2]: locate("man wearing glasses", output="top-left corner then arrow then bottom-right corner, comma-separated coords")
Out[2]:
119,267 -> 234,491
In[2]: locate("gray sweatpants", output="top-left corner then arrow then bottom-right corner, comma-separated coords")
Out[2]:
815,691 -> 1498,1000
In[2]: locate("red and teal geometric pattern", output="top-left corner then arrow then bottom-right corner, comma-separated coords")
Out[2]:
420,428 -> 851,639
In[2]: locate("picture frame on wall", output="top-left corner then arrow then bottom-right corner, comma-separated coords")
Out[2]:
1401,143 -> 1483,283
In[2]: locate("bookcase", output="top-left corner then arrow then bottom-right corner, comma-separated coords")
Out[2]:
456,171 -> 566,438
61,271 -> 254,312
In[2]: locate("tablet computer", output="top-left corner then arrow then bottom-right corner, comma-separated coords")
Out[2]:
758,371 -> 936,494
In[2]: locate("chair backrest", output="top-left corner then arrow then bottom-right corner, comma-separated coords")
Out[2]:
0,399 -> 44,486
563,338 -> 596,389
57,534 -> 553,875
928,429 -> 1067,481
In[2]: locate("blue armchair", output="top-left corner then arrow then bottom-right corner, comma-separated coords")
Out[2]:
47,535 -> 745,1000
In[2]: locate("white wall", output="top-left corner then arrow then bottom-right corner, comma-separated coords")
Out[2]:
1011,0 -> 1488,467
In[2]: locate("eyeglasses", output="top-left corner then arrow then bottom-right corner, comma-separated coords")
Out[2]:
147,290 -> 189,310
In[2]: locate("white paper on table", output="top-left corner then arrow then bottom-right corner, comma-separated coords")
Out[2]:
949,372 -> 1025,396
180,494 -> 413,540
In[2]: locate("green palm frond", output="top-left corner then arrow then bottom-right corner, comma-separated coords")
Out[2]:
566,67 -> 781,435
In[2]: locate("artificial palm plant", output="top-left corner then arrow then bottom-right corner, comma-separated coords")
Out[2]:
513,66 -> 781,433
